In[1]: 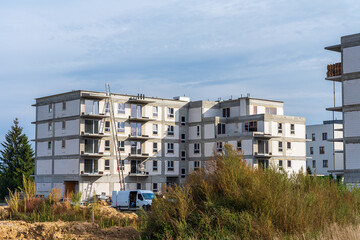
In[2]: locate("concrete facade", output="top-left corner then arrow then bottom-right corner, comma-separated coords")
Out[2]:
34,90 -> 306,200
325,33 -> 360,183
306,121 -> 344,176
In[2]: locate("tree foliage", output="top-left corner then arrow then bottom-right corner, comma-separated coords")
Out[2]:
0,118 -> 34,199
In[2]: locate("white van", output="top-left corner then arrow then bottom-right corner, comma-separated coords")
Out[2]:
111,190 -> 155,210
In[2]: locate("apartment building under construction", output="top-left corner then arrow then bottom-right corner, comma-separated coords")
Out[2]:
33,90 -> 306,200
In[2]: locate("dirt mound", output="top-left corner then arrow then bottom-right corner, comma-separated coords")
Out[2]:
98,206 -> 138,220
0,220 -> 140,239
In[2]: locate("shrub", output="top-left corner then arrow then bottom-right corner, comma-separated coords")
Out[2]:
143,144 -> 360,239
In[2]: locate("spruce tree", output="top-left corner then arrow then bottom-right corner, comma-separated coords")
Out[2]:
0,118 -> 34,199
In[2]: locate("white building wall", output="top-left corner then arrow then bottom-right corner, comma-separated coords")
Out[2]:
188,108 -> 202,122
204,124 -> 215,139
189,125 -> 201,140
203,108 -> 220,118
165,160 -> 179,176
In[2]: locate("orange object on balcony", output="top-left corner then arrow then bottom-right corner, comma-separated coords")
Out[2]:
327,62 -> 342,77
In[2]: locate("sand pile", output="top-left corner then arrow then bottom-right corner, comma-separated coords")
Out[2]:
98,206 -> 138,220
0,220 -> 140,239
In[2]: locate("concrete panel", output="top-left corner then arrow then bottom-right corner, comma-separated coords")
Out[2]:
344,79 -> 360,105
343,46 -> 360,74
55,119 -> 80,137
204,124 -> 215,139
230,106 -> 240,117
37,123 -> 52,139
37,182 -> 52,192
203,108 -> 220,118
188,108 -> 202,123
37,160 -> 52,175
189,125 -> 201,140
53,183 -> 65,196
37,141 -> 52,157
55,99 -> 80,118
346,143 -> 360,169
165,143 -> 179,157
93,182 -> 110,196
240,99 -> 247,116
165,160 -> 179,175
204,142 -> 216,157
344,111 -> 360,137
54,159 -> 79,174
37,105 -> 53,121
54,139 -> 79,156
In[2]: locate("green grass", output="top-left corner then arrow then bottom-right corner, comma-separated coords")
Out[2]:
142,144 -> 360,239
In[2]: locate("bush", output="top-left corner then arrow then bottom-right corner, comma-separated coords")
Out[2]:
143,144 -> 360,239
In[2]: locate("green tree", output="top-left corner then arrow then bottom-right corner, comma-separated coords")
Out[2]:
0,118 -> 34,199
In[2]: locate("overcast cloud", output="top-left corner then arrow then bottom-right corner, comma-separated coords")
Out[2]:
0,0 -> 356,143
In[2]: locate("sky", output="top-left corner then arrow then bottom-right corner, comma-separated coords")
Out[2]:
0,0 -> 358,145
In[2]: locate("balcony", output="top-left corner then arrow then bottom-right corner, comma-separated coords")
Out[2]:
129,160 -> 149,177
128,96 -> 154,104
128,171 -> 149,177
128,153 -> 152,159
81,112 -> 109,119
81,131 -> 105,138
128,116 -> 154,122
81,151 -> 104,158
127,134 -> 151,141
327,63 -> 342,78
80,171 -> 104,177
326,106 -> 343,112
327,138 -> 343,143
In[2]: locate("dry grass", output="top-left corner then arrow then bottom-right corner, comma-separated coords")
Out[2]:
142,144 -> 360,239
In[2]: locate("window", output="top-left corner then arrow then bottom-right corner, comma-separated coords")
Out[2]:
153,161 -> 158,171
117,122 -> 125,133
167,143 -> 174,153
181,134 -> 186,143
153,183 -> 158,192
278,123 -> 282,134
312,160 -> 316,168
310,147 -> 314,155
265,107 -> 277,115
181,116 -> 186,126
62,121 -> 66,130
153,124 -> 158,135
181,150 -> 186,160
194,161 -> 200,170
222,108 -> 230,117
278,142 -> 283,152
85,139 -> 99,153
237,141 -> 242,151
312,133 -> 316,141
131,104 -> 142,118
287,160 -> 292,168
153,106 -> 158,117
105,121 -> 111,132
84,159 -> 98,174
194,143 -> 200,154
48,122 -> 52,131
290,124 -> 295,134
131,141 -> 142,155
322,133 -> 328,141
153,142 -> 158,153
216,142 -> 223,152
105,159 -> 110,170
118,103 -> 125,114
61,140 -> 66,149
287,142 -> 291,149
323,160 -> 328,168
85,120 -> 98,134
167,161 -> 174,171
105,140 -> 110,151
244,121 -> 257,132
168,108 -> 174,118
131,122 -> 142,136
118,141 -> 125,152
181,168 -> 186,178
104,102 -> 110,113
258,140 -> 269,154
319,146 -> 325,154
217,123 -> 226,135
197,126 -> 200,136
84,100 -> 99,115
279,160 -> 283,168
62,101 -> 66,110
137,183 -> 142,190
48,141 -> 52,150
119,159 -> 125,170
167,125 -> 174,136
253,106 -> 257,114
49,104 -> 53,113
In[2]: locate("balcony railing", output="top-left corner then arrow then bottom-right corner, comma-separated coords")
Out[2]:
327,63 -> 342,78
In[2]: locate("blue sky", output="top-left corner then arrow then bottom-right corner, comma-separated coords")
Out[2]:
0,0 -> 357,144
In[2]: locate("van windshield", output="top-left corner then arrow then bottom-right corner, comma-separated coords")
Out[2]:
142,193 -> 155,200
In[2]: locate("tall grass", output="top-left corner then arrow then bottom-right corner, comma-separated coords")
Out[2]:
143,144 -> 360,239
